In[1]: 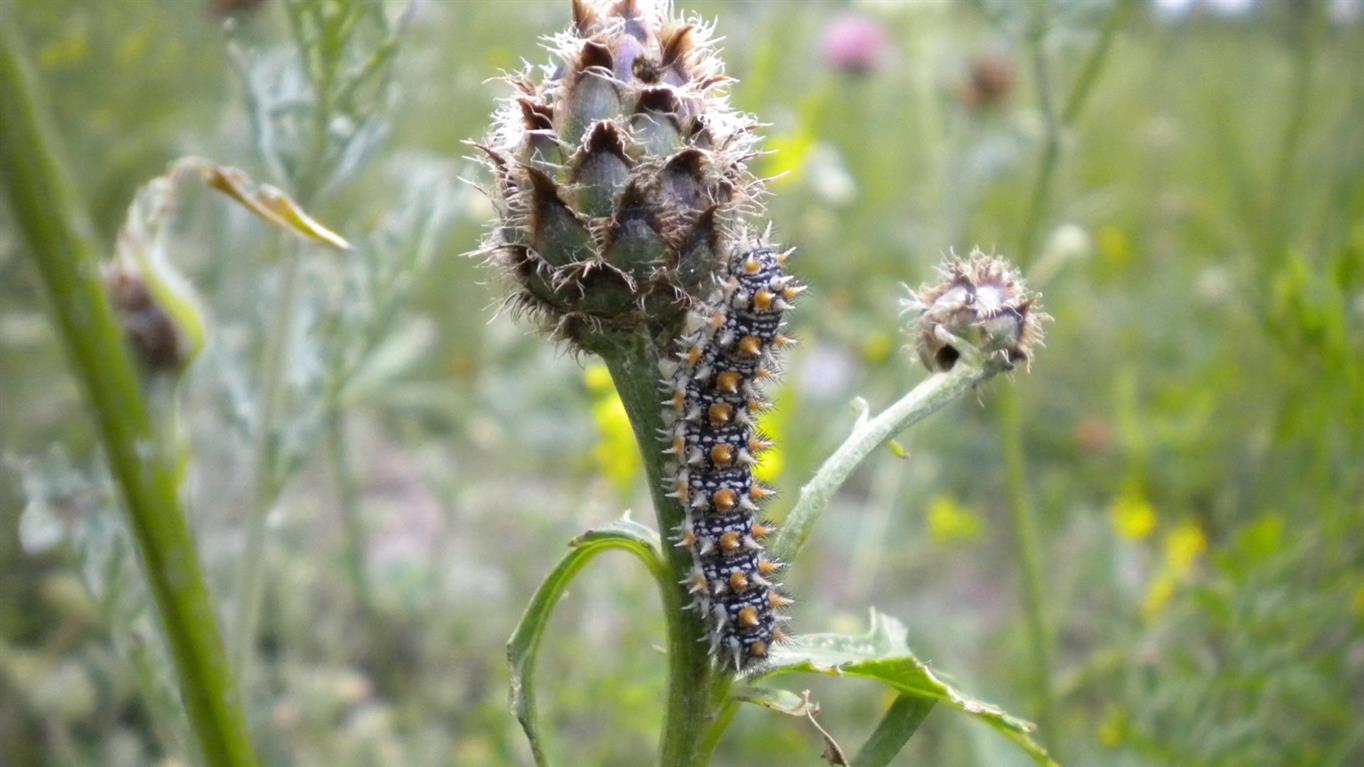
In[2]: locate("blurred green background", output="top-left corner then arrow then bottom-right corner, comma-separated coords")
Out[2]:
1,0 -> 1362,765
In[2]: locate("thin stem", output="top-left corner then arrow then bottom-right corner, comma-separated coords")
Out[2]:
230,245 -> 303,680
1265,0 -> 1323,267
599,331 -> 714,767
998,381 -> 1054,742
0,22 -> 258,767
1017,0 -> 1135,267
1016,0 -> 1059,267
326,409 -> 375,618
1061,0 -> 1138,126
771,362 -> 986,564
1001,1 -> 1134,750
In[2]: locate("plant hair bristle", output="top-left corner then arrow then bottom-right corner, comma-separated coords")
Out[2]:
662,241 -> 800,673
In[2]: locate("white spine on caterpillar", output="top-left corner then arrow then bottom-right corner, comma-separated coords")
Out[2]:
660,238 -> 800,672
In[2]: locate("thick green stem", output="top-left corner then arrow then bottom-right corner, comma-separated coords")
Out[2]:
851,695 -> 936,767
0,22 -> 259,767
600,331 -> 715,767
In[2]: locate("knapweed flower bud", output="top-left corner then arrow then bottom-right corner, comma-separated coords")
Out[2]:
104,261 -> 205,375
901,251 -> 1046,376
476,0 -> 764,352
958,52 -> 1016,112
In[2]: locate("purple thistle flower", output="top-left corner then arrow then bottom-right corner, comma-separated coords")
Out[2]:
821,13 -> 888,76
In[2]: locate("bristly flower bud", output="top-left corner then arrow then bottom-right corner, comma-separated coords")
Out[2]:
474,0 -> 766,353
901,250 -> 1047,376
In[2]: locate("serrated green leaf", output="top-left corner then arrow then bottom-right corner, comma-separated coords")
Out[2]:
758,610 -> 1059,767
506,515 -> 667,767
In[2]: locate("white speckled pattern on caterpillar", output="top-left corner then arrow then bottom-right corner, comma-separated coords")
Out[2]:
659,240 -> 803,672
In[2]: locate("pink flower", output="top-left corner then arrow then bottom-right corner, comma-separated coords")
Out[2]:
822,14 -> 888,75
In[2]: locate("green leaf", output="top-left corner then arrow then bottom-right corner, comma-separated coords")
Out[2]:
506,515 -> 667,767
758,610 -> 1059,767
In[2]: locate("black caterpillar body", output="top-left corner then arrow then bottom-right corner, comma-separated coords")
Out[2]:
660,243 -> 802,672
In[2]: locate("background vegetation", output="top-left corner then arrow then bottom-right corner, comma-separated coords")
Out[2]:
1,0 -> 1361,765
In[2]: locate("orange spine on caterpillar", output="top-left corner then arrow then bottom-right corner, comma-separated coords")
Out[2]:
659,235 -> 803,672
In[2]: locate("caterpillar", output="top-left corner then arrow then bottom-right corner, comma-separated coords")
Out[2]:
660,241 -> 803,672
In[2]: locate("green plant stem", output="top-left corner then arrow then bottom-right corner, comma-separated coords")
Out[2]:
1266,0 -> 1323,267
852,695 -> 936,767
0,22 -> 259,767
1017,0 -> 1135,267
326,410 -> 375,618
998,382 -> 1054,742
772,361 -> 986,564
1001,1 -> 1134,749
229,245 -> 303,680
600,330 -> 716,767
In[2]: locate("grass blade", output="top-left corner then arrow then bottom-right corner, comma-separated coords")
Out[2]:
852,695 -> 936,767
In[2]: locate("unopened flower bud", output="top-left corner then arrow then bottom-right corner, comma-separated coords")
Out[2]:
475,0 -> 767,352
958,53 -> 1016,112
902,251 -> 1047,376
104,261 -> 205,375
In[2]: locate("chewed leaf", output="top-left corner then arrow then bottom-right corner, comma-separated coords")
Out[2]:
759,610 -> 1059,767
734,687 -> 849,766
734,685 -> 817,717
507,515 -> 667,767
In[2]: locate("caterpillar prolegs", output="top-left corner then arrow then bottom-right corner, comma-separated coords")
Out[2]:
660,242 -> 803,672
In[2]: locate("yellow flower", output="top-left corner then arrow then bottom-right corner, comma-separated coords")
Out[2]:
1165,520 -> 1207,574
753,386 -> 792,484
860,333 -> 894,364
1142,520 -> 1207,619
1098,706 -> 1127,748
583,363 -> 614,394
926,496 -> 983,544
1142,572 -> 1178,618
1096,225 -> 1132,272
584,365 -> 640,493
762,131 -> 815,188
1350,585 -> 1364,620
1109,494 -> 1157,541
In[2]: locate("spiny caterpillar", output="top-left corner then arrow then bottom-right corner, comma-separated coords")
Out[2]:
660,240 -> 803,672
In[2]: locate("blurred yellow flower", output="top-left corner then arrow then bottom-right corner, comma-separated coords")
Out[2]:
927,495 -> 983,544
1351,585 -> 1364,620
1109,494 -> 1157,541
1142,520 -> 1207,619
585,365 -> 640,493
753,386 -> 792,484
763,131 -> 815,187
1098,706 -> 1128,748
1097,225 -> 1132,271
583,363 -> 614,394
860,332 -> 895,364
1165,520 -> 1207,573
1142,572 -> 1178,618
